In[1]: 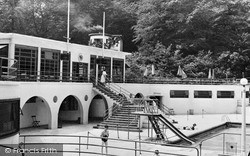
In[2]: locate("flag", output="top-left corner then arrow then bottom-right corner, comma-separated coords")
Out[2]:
152,64 -> 155,76
177,66 -> 187,79
208,68 -> 212,79
144,68 -> 148,77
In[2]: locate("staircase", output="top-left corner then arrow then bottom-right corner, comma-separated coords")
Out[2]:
92,81 -> 142,132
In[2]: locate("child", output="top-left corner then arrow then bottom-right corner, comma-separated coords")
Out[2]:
101,124 -> 109,155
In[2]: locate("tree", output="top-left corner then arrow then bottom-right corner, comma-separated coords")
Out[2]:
132,0 -> 250,78
0,0 -> 25,32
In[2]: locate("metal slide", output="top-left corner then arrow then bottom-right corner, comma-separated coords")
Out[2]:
158,114 -> 195,144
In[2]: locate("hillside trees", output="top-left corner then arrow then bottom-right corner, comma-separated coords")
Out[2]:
132,0 -> 250,78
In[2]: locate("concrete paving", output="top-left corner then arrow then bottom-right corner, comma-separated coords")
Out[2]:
20,112 -> 250,156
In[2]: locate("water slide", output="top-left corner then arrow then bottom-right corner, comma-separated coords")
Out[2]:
158,114 -> 195,144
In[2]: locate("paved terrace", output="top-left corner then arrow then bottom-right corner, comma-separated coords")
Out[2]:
19,112 -> 250,156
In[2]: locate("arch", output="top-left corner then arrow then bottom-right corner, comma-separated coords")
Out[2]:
58,95 -> 84,127
20,96 -> 52,129
88,94 -> 108,123
135,93 -> 144,98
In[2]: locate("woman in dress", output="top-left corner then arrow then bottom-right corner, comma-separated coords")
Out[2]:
100,67 -> 107,85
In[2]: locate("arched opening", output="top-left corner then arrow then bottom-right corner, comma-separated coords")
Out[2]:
88,94 -> 108,123
58,95 -> 83,128
147,95 -> 163,109
135,93 -> 144,98
20,96 -> 51,129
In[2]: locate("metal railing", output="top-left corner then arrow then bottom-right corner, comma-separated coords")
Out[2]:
0,62 -> 243,86
19,134 -> 199,156
103,102 -> 122,121
199,132 -> 250,156
125,77 -> 239,85
106,76 -> 134,100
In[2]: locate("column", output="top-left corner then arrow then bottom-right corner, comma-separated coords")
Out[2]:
37,47 -> 41,81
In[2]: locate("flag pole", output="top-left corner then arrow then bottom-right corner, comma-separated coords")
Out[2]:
102,12 -> 105,57
67,0 -> 70,45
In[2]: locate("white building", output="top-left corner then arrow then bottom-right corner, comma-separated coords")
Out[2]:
0,33 -> 249,145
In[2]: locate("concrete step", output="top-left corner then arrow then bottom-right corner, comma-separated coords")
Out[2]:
93,125 -> 141,132
98,123 -> 138,128
106,118 -> 138,122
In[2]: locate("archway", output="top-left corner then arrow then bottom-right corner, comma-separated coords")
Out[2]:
58,95 -> 83,127
135,93 -> 144,98
20,96 -> 51,129
88,94 -> 108,123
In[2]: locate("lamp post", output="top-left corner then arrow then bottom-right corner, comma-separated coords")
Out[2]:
240,78 -> 248,156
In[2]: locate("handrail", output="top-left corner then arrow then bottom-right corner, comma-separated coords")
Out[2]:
160,104 -> 175,116
125,77 -> 239,85
127,115 -> 140,139
106,76 -> 134,100
103,102 -> 121,121
199,132 -> 250,156
20,134 -> 199,156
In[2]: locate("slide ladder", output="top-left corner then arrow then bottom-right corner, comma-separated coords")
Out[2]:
158,114 -> 195,144
148,116 -> 165,140
148,114 -> 195,144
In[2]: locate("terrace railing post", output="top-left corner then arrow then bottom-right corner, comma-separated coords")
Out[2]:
223,133 -> 225,154
0,58 -> 2,78
23,136 -> 26,151
79,136 -> 81,156
135,142 -> 137,156
148,119 -> 150,137
199,143 -> 202,156
117,124 -> 119,139
128,125 -> 130,139
87,132 -> 89,149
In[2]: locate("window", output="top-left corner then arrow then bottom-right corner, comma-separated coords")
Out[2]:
0,44 -> 9,74
41,48 -> 60,81
217,91 -> 234,98
194,91 -> 212,98
170,90 -> 189,98
97,57 -> 111,78
113,58 -> 124,83
15,45 -> 38,81
0,99 -> 20,138
90,55 -> 96,80
72,62 -> 88,82
62,51 -> 70,81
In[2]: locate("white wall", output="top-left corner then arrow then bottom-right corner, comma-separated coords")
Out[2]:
20,99 -> 50,128
0,134 -> 19,144
0,82 -> 19,100
118,83 -> 248,115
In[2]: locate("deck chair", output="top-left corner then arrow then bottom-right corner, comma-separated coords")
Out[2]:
31,115 -> 40,127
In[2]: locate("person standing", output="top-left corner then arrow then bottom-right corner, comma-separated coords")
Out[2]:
101,125 -> 109,155
100,67 -> 107,85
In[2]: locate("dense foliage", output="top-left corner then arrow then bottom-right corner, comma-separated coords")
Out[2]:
0,0 -> 249,79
